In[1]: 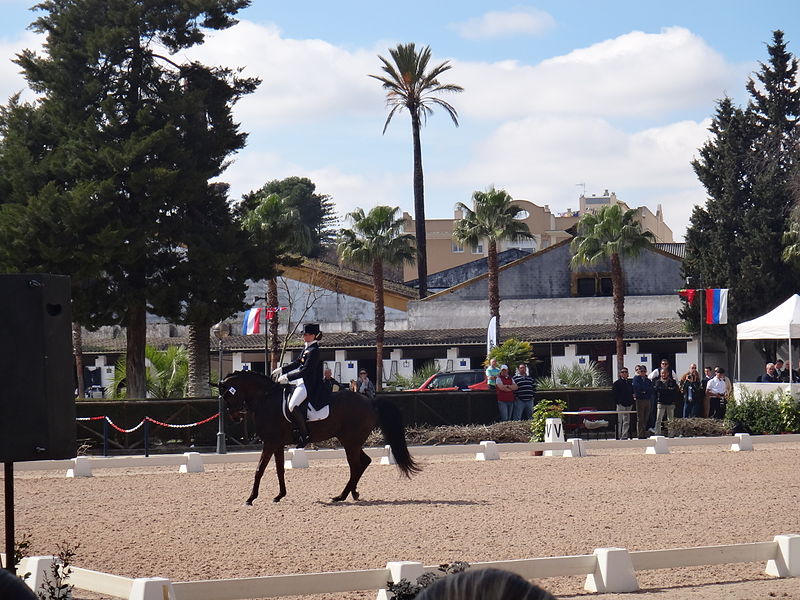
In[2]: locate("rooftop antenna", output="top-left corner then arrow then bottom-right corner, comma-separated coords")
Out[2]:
576,182 -> 586,196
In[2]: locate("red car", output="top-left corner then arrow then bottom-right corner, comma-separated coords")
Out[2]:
407,369 -> 489,391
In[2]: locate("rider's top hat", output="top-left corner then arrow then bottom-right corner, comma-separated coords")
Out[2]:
303,323 -> 321,335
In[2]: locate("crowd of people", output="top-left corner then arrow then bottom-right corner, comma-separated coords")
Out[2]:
487,359 -> 537,422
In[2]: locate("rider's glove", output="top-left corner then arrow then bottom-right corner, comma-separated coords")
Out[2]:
271,367 -> 283,381
277,374 -> 289,385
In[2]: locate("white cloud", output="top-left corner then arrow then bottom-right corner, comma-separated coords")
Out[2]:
454,27 -> 747,119
0,31 -> 42,104
450,8 -> 555,40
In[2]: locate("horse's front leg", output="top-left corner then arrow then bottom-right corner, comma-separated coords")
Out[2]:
246,446 -> 273,506
273,446 -> 287,502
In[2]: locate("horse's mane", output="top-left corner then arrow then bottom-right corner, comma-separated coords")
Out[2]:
225,369 -> 270,383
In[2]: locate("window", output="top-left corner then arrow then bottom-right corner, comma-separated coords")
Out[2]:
571,272 -> 613,297
471,243 -> 484,254
452,242 -> 464,253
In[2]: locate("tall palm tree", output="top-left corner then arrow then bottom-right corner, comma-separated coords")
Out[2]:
369,43 -> 463,298
337,206 -> 416,389
452,187 -> 533,337
242,193 -> 310,370
570,204 -> 655,370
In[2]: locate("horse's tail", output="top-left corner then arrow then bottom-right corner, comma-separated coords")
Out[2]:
374,397 -> 421,478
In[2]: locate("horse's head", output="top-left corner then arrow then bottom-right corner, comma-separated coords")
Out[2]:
219,370 -> 271,423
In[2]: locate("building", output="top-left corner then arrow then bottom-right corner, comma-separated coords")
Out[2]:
401,190 -> 674,282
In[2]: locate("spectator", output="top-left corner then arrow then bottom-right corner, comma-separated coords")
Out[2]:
416,568 -> 556,600
485,358 -> 501,389
757,362 -> 780,383
323,368 -> 341,393
701,366 -> 714,417
653,368 -> 679,436
495,365 -> 517,422
648,359 -> 676,432
706,367 -> 729,419
0,569 -> 37,599
611,366 -> 634,439
679,364 -> 702,418
632,365 -> 654,438
775,359 -> 786,380
356,369 -> 375,399
512,364 -> 536,421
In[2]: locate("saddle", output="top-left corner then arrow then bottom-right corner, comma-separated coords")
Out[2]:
281,391 -> 331,424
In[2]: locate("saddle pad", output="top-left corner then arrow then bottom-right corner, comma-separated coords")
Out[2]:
306,404 -> 330,422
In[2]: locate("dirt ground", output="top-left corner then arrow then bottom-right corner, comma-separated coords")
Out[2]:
4,443 -> 800,599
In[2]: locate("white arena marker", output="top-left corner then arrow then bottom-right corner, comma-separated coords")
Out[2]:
766,534 -> 800,577
380,444 -> 396,466
377,561 -> 424,600
21,556 -> 55,593
66,455 -> 92,478
284,448 -> 309,469
544,417 -> 564,456
645,436 -> 670,454
584,547 -> 639,593
130,577 -> 176,600
476,440 -> 500,461
179,452 -> 204,473
731,433 -> 753,452
564,437 -> 586,458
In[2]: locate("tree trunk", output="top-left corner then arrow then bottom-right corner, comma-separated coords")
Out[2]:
488,239 -> 500,339
611,253 -> 626,370
268,277 -> 279,369
72,322 -> 84,399
187,321 -> 211,397
411,112 -> 427,298
126,300 -> 147,399
373,258 -> 385,391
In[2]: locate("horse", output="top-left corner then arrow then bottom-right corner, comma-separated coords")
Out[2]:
219,370 -> 420,504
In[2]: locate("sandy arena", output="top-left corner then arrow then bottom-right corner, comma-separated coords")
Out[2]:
5,443 -> 800,599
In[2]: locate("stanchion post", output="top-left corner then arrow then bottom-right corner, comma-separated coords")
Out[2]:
4,461 -> 14,574
103,418 -> 109,457
143,420 -> 149,457
212,321 -> 231,455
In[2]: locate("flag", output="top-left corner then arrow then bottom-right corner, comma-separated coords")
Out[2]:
241,307 -> 264,335
705,289 -> 729,325
487,316 -> 497,354
678,289 -> 697,304
265,306 -> 288,320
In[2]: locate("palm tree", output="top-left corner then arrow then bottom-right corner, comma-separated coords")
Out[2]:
369,43 -> 463,298
570,204 -> 655,370
241,193 -> 310,369
337,206 -> 416,389
452,187 -> 533,337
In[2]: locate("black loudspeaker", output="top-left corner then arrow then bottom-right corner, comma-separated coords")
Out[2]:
0,274 -> 76,461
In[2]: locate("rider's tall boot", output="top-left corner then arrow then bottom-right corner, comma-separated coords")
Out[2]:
290,405 -> 310,448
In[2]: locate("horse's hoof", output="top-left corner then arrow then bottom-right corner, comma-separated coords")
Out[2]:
331,495 -> 345,502
244,500 -> 253,507
352,490 -> 360,501
273,495 -> 284,503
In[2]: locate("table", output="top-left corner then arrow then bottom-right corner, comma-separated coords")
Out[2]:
562,410 -> 637,440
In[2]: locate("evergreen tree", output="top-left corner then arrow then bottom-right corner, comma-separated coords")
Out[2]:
684,31 -> 800,351
0,0 -> 254,398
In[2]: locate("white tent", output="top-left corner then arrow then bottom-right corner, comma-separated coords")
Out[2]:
737,294 -> 800,383
737,294 -> 800,339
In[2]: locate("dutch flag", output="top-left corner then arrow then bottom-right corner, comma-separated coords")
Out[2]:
242,308 -> 264,335
705,289 -> 728,325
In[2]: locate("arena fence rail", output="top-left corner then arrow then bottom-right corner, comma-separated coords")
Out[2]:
5,534 -> 798,599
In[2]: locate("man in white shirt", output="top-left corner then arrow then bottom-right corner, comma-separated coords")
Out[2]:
649,359 -> 677,381
706,367 -> 729,419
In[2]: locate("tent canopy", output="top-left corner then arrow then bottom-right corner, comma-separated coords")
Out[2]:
737,294 -> 800,340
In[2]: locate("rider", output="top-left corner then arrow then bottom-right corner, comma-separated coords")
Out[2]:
271,323 -> 322,448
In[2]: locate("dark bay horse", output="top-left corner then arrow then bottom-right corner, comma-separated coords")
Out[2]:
219,370 -> 420,504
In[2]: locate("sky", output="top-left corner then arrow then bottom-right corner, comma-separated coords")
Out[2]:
1,1 -> 800,241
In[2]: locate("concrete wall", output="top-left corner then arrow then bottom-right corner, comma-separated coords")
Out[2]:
409,295 -> 683,330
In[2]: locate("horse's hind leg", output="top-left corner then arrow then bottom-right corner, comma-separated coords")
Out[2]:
332,446 -> 371,502
246,446 -> 273,505
273,447 -> 287,502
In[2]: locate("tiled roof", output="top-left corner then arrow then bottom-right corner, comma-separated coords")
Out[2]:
83,321 -> 690,354
654,243 -> 686,258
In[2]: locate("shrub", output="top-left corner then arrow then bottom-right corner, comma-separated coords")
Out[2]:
668,418 -> 732,437
726,388 -> 783,434
486,338 -> 534,373
534,361 -> 609,390
530,398 -> 568,442
390,362 -> 439,390
386,562 -> 470,599
778,393 -> 800,432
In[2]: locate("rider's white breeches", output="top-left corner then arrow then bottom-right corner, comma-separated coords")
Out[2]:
288,379 -> 306,411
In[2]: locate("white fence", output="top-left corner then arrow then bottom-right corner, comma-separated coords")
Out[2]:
5,534 -> 799,599
14,432 -> 800,477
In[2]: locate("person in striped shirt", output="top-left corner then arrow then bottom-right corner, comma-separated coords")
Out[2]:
512,363 -> 536,421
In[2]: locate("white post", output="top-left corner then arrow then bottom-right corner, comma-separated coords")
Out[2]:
731,433 -> 753,452
564,438 -> 586,458
380,444 -> 396,466
476,440 -> 500,461
21,556 -> 56,593
376,561 -> 424,600
544,417 -> 564,457
766,534 -> 800,577
130,577 -> 176,600
284,448 -> 309,469
66,456 -> 92,478
179,452 -> 205,473
584,547 -> 639,593
645,436 -> 670,454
